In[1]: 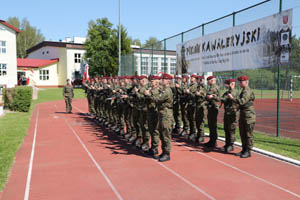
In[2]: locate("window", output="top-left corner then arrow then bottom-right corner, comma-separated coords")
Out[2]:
39,69 -> 49,80
141,57 -> 148,75
75,53 -> 81,63
152,57 -> 158,74
0,41 -> 6,54
170,58 -> 176,74
161,57 -> 168,73
0,64 -> 7,76
46,51 -> 49,54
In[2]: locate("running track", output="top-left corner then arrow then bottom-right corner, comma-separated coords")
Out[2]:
1,99 -> 299,200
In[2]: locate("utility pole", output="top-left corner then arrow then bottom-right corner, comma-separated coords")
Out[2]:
118,0 -> 121,76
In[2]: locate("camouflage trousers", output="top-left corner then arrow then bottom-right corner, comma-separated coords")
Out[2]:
158,110 -> 174,154
224,113 -> 237,146
147,110 -> 159,150
239,118 -> 255,150
87,95 -> 95,114
173,103 -> 183,129
138,110 -> 150,143
64,96 -> 72,113
180,103 -> 189,131
187,104 -> 196,134
207,107 -> 219,143
195,105 -> 205,138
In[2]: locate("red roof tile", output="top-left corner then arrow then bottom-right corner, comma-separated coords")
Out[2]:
0,20 -> 21,33
17,58 -> 59,68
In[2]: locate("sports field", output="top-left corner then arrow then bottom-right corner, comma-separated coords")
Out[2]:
1,99 -> 299,200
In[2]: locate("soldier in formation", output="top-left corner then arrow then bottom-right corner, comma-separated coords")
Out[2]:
83,73 -> 255,159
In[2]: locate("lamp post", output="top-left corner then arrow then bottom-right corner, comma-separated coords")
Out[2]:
118,0 -> 121,76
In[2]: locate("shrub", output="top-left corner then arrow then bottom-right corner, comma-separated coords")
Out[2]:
3,86 -> 33,112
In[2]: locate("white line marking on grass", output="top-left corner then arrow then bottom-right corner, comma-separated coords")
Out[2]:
24,106 -> 39,200
64,118 -> 123,200
178,142 -> 300,198
157,162 -> 216,200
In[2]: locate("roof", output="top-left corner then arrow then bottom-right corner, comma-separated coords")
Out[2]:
17,58 -> 59,68
0,20 -> 21,33
27,41 -> 85,54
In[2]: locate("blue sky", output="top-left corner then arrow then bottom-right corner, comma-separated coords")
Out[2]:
2,0 -> 300,45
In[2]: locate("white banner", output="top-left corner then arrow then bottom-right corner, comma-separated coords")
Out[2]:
176,9 -> 293,73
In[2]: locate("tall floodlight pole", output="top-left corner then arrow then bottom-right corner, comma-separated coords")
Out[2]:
118,0 -> 121,76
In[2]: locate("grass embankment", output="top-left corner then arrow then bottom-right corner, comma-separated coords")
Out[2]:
0,88 -> 85,191
205,124 -> 300,160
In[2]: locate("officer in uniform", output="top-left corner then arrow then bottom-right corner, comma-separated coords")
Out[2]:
221,79 -> 238,152
204,75 -> 220,148
63,78 -> 74,113
145,73 -> 174,162
228,75 -> 256,158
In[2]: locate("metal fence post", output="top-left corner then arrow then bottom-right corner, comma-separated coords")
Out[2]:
232,12 -> 236,79
276,0 -> 283,137
164,39 -> 166,73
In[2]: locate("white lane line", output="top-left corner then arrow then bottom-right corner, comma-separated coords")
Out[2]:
157,162 -> 216,200
64,118 -> 123,200
24,106 -> 39,200
178,142 -> 300,198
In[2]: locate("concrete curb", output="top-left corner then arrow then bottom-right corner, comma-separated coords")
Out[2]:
205,133 -> 300,167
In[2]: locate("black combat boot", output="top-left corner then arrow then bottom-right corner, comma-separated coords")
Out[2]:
135,138 -> 142,148
159,153 -> 170,162
240,150 -> 251,158
124,133 -> 131,140
226,145 -> 234,152
236,147 -> 246,156
180,130 -> 187,137
189,133 -> 196,142
128,135 -> 136,143
141,143 -> 150,152
147,148 -> 159,159
204,140 -> 217,148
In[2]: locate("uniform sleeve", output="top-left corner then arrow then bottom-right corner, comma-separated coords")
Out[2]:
234,90 -> 251,105
63,86 -> 66,97
150,89 -> 170,104
72,87 -> 74,98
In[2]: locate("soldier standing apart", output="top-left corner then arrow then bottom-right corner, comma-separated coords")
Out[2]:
228,75 -> 256,158
63,78 -> 74,113
220,79 -> 238,152
204,75 -> 220,148
145,73 -> 174,162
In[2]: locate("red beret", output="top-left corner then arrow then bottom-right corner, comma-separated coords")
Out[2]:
138,75 -> 148,80
224,79 -> 230,85
123,75 -> 131,79
191,74 -> 198,78
207,75 -> 216,81
131,75 -> 137,79
198,75 -> 205,79
182,75 -> 190,79
113,76 -> 118,79
162,73 -> 173,80
229,78 -> 236,83
175,75 -> 182,79
237,76 -> 248,81
151,75 -> 161,80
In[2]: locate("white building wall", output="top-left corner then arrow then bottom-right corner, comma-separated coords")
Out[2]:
18,63 -> 59,86
66,48 -> 86,80
0,23 -> 17,88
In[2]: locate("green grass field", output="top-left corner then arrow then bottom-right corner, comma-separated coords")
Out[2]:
0,88 -> 85,191
206,124 -> 300,161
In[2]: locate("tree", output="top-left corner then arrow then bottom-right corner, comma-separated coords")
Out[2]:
131,38 -> 141,47
143,36 -> 162,49
7,17 -> 45,58
84,18 -> 132,76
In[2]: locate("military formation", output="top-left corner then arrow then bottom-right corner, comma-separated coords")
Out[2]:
82,73 -> 256,161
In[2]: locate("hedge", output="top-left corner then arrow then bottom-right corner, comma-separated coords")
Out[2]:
3,86 -> 33,112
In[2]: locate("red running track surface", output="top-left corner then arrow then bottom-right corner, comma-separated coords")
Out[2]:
1,99 -> 299,200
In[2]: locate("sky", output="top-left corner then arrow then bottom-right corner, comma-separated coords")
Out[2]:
2,0 -> 300,46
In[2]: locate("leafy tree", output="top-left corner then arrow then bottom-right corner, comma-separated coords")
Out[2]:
7,17 -> 45,58
84,18 -> 132,76
143,36 -> 162,49
130,38 -> 141,47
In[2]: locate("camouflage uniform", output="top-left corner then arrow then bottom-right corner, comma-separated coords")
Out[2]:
172,82 -> 183,133
233,86 -> 256,155
221,87 -> 238,148
186,81 -> 198,138
195,83 -> 206,142
63,84 -> 74,113
205,83 -> 220,146
180,82 -> 190,134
